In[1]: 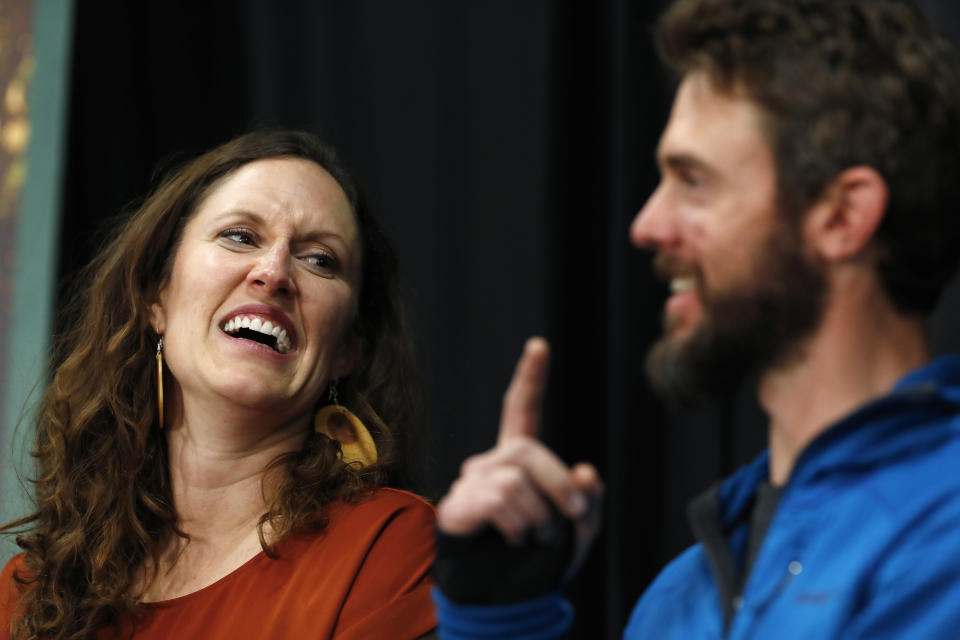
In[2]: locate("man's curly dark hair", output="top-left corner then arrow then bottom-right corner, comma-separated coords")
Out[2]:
657,0 -> 960,314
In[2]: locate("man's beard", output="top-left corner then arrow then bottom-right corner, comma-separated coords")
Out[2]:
645,220 -> 827,405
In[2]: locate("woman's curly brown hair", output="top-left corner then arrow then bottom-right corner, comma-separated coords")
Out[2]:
1,130 -> 422,639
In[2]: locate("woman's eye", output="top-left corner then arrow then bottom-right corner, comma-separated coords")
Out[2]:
303,252 -> 340,274
219,228 -> 256,246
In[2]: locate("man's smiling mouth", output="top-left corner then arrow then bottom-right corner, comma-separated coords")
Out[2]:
670,276 -> 697,293
223,315 -> 292,354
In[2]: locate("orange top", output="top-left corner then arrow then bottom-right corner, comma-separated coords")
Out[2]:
0,488 -> 436,639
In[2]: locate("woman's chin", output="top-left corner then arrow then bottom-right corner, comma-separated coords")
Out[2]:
204,381 -> 309,418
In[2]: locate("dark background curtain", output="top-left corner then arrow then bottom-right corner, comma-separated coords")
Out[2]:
60,2 -> 960,637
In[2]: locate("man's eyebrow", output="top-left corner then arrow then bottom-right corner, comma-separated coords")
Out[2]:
657,152 -> 716,177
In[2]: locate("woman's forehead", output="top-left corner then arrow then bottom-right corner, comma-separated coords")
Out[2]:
193,158 -> 359,238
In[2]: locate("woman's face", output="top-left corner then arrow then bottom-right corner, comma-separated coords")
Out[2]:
150,157 -> 362,423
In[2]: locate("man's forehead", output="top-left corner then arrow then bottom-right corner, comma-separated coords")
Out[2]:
656,72 -> 771,166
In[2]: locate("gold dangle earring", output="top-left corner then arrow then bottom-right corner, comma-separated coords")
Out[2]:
314,380 -> 378,466
156,336 -> 165,429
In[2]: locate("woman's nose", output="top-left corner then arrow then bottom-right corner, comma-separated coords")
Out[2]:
248,245 -> 297,297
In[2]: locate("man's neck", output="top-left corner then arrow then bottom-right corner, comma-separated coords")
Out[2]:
759,276 -> 928,486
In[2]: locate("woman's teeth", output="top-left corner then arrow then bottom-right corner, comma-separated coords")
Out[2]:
223,315 -> 291,354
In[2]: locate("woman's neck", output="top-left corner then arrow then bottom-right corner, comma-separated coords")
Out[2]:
141,398 -> 310,601
165,384 -> 309,540
163,395 -> 310,540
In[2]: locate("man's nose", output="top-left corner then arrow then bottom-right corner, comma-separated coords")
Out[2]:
629,184 -> 678,251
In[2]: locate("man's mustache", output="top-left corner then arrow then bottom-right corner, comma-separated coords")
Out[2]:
653,253 -> 702,285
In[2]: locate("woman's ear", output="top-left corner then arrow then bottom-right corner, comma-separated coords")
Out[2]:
803,166 -> 889,263
332,333 -> 364,379
146,291 -> 167,335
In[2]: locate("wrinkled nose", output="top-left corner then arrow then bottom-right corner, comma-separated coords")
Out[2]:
248,245 -> 297,297
629,184 -> 679,252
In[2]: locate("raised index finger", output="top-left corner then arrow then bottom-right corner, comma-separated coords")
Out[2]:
498,337 -> 551,444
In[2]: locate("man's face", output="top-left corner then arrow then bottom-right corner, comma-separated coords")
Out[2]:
630,72 -> 826,403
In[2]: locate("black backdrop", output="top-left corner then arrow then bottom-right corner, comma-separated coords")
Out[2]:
59,2 -> 960,637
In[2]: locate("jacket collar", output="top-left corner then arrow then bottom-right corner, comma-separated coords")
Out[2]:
713,355 -> 960,527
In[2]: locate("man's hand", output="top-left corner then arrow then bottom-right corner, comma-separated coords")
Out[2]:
436,337 -> 603,570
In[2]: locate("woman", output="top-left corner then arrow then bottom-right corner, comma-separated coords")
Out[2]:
0,131 -> 436,639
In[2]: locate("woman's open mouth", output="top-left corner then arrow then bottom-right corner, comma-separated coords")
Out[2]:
222,315 -> 292,354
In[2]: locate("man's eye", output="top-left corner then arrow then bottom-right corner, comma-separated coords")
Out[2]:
219,228 -> 256,245
679,171 -> 702,188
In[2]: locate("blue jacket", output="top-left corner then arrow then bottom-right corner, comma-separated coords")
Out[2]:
626,356 -> 960,639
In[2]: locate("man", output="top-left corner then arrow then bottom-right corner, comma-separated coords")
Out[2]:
433,0 -> 960,637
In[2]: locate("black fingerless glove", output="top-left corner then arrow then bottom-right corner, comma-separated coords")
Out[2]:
433,506 -> 575,605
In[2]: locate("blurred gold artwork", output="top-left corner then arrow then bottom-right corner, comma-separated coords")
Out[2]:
0,0 -> 35,429
0,5 -> 34,222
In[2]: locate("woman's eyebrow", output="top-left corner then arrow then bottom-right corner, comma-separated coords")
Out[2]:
212,208 -> 266,225
213,208 -> 353,251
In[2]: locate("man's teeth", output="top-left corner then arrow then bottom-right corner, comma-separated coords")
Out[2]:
223,315 -> 291,353
670,276 -> 696,293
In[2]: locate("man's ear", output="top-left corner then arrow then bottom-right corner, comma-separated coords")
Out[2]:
803,166 -> 889,263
